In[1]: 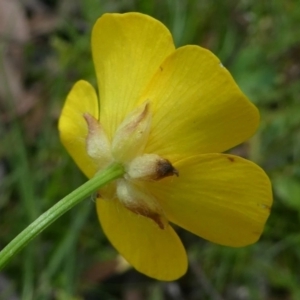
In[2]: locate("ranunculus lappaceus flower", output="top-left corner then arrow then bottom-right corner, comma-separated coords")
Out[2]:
58,12 -> 272,281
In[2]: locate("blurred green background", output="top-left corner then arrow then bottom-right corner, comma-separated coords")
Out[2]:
0,0 -> 300,299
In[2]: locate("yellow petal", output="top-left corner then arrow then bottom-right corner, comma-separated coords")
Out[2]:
92,13 -> 175,140
58,80 -> 99,178
147,154 -> 272,247
140,46 -> 259,161
96,197 -> 187,281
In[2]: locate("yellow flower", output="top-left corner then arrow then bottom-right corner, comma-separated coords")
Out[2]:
58,12 -> 272,281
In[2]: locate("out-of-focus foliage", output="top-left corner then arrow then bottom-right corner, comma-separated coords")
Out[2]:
0,0 -> 299,299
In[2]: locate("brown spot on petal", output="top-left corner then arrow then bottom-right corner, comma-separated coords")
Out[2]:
227,156 -> 235,162
259,203 -> 271,211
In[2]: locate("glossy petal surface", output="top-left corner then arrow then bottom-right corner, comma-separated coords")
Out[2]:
59,12 -> 272,282
148,154 -> 272,247
96,196 -> 187,280
92,13 -> 175,140
140,46 -> 259,162
58,80 -> 99,178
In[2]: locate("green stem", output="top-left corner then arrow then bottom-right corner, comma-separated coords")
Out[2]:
0,163 -> 124,270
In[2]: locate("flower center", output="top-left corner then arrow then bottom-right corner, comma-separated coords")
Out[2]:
84,102 -> 178,229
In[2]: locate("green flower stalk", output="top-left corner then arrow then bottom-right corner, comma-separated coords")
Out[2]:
0,163 -> 124,270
